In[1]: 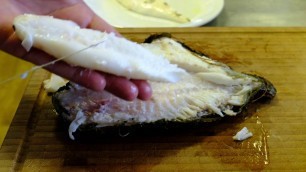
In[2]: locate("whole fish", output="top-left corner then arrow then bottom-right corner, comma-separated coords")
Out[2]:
52,33 -> 276,140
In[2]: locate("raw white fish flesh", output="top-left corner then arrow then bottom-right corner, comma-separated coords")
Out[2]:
233,127 -> 253,141
13,14 -> 187,82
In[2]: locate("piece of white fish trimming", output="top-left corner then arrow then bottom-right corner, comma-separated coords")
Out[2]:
233,127 -> 253,141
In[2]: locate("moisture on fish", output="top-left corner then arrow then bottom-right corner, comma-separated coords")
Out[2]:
52,34 -> 276,140
13,14 -> 186,83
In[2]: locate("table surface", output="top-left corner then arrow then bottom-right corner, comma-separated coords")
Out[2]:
0,52 -> 32,147
1,0 -> 306,156
1,27 -> 306,171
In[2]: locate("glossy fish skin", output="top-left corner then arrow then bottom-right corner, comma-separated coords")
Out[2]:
52,34 -> 276,140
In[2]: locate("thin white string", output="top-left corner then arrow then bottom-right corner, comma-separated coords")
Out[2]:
0,38 -> 106,85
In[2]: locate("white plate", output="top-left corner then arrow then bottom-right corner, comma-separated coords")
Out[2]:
84,0 -> 224,28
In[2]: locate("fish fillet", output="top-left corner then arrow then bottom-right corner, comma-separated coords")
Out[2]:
52,34 -> 276,140
116,0 -> 190,23
13,14 -> 186,82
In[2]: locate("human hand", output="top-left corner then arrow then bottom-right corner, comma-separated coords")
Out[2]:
0,0 -> 152,101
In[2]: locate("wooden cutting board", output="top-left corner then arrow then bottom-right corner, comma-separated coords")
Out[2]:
1,28 -> 306,171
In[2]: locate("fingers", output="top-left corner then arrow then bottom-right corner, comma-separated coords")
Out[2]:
6,39 -> 151,101
88,15 -> 120,35
103,74 -> 152,101
103,74 -> 138,101
50,3 -> 93,28
44,62 -> 107,92
50,3 -> 119,34
1,32 -> 106,92
131,79 -> 152,100
21,48 -> 107,91
2,32 -> 151,101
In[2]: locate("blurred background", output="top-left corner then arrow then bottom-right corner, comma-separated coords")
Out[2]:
1,0 -> 306,146
206,0 -> 306,26
85,0 -> 306,27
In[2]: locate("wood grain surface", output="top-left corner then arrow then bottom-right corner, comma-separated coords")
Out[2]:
0,28 -> 306,171
0,52 -> 32,148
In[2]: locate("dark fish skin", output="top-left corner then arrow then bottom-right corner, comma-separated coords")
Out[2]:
52,33 -> 276,139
